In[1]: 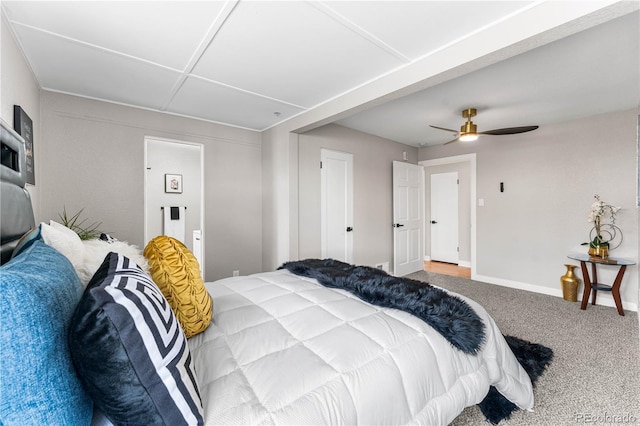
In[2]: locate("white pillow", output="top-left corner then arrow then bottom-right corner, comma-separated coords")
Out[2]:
49,220 -> 81,240
41,220 -> 148,288
41,221 -> 84,268
76,239 -> 149,288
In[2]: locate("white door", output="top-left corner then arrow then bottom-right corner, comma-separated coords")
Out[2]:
321,149 -> 353,263
393,161 -> 424,276
430,172 -> 459,263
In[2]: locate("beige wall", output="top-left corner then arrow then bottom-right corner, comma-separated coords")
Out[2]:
419,108 -> 639,311
298,124 -> 418,269
261,125 -> 295,271
39,92 -> 262,281
1,14 -> 41,218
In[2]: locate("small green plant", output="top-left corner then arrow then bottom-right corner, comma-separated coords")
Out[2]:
58,207 -> 103,240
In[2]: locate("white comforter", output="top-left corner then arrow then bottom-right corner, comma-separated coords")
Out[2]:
188,270 -> 533,425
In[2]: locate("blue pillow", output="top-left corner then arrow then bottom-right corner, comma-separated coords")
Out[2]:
0,238 -> 93,425
69,252 -> 204,425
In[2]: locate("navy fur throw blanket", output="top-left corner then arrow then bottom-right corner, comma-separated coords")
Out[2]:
279,258 -> 485,355
482,335 -> 554,424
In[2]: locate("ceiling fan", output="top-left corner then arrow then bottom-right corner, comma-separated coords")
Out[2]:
430,108 -> 539,145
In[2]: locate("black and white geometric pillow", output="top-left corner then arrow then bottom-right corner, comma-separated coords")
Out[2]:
69,252 -> 204,426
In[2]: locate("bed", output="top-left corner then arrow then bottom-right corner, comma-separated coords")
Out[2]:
189,268 -> 534,425
0,120 -> 536,425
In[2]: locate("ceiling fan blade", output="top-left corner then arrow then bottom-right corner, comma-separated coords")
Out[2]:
479,125 -> 539,135
429,125 -> 458,133
443,137 -> 460,145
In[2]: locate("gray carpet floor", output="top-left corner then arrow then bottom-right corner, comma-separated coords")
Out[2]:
405,270 -> 640,425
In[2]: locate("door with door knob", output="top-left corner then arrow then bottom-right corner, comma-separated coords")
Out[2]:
430,172 -> 459,263
321,149 -> 353,263
393,161 -> 424,276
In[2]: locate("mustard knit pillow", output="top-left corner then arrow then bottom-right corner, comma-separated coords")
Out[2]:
143,236 -> 212,338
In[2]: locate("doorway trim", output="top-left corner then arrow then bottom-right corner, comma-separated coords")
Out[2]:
144,136 -> 205,274
419,153 -> 476,278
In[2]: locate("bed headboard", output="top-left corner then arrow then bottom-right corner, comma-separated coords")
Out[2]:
1,120 -> 35,264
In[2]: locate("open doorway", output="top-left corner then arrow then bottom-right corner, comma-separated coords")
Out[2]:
144,137 -> 205,274
420,153 -> 476,277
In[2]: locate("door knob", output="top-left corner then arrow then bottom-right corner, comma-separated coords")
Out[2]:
431,220 -> 438,224
393,223 -> 405,228
346,227 -> 353,232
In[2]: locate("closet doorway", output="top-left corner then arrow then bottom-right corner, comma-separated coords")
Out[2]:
420,153 -> 476,276
144,137 -> 205,274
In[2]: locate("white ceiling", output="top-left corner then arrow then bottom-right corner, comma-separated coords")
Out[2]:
3,1 -> 639,147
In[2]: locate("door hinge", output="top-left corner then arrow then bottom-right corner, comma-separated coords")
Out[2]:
457,179 -> 459,184
457,247 -> 459,252
320,161 -> 323,169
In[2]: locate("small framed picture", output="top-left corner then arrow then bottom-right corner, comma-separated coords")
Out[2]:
165,174 -> 183,193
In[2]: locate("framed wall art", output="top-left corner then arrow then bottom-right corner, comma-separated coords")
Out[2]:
165,174 -> 183,193
13,105 -> 35,185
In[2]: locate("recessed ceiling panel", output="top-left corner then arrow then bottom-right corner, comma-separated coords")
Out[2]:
14,24 -> 181,110
4,1 -> 222,70
326,1 -> 536,60
167,76 -> 306,130
192,1 -> 404,107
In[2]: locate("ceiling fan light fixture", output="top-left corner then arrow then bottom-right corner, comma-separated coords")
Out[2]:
459,120 -> 477,141
459,133 -> 478,142
430,107 -> 538,145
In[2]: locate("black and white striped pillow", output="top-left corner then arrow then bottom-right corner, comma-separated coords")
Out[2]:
69,252 -> 204,426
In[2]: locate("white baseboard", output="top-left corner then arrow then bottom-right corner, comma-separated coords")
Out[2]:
473,274 -> 638,313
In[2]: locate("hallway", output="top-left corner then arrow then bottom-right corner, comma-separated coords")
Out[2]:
423,261 -> 470,278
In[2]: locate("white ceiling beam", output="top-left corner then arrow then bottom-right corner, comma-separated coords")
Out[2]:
276,0 -> 633,135
160,0 -> 239,111
309,1 -> 412,64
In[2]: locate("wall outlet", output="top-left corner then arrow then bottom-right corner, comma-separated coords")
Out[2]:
375,262 -> 389,273
232,270 -> 239,277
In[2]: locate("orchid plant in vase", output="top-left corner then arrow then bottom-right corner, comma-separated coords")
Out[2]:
584,195 -> 621,256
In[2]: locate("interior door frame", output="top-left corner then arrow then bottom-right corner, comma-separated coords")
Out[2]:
144,136 -> 205,274
420,153 -> 476,277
